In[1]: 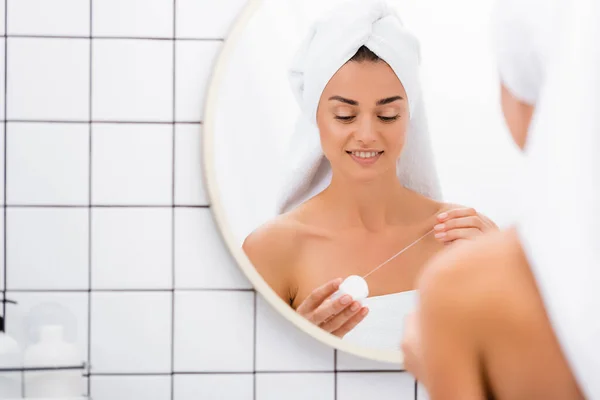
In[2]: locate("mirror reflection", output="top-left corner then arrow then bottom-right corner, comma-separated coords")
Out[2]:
208,0 -> 518,354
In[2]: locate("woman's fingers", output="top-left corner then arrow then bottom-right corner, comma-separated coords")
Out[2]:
434,216 -> 484,232
296,277 -> 343,315
437,207 -> 477,223
332,306 -> 369,337
310,294 -> 354,325
319,300 -> 363,332
434,227 -> 482,243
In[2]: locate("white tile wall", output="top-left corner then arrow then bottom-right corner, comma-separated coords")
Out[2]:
91,123 -> 172,205
174,125 -> 208,206
6,208 -> 88,290
1,1 -> 419,399
91,375 -> 172,400
7,38 -> 89,121
92,0 -> 173,39
174,208 -> 250,289
176,0 -> 248,39
173,290 -> 254,372
7,122 -> 89,205
90,292 -> 172,373
92,39 -> 173,122
175,41 -> 221,122
7,0 -> 90,36
174,374 -> 253,400
256,373 -> 335,400
91,208 -> 172,289
337,372 -> 416,399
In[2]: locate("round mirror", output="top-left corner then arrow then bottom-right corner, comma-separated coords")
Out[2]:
203,0 -> 523,363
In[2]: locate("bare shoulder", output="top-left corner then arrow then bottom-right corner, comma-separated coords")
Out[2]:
242,213 -> 312,303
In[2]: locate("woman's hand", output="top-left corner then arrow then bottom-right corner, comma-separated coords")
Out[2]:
401,312 -> 426,384
434,207 -> 498,245
296,278 -> 369,338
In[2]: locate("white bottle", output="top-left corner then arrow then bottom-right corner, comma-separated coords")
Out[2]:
0,316 -> 23,399
23,324 -> 85,398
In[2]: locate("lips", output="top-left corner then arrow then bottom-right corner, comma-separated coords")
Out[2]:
346,150 -> 383,165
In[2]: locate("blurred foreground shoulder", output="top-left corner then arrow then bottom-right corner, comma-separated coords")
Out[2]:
416,228 -> 521,315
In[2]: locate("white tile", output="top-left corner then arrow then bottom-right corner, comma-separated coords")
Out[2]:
5,292 -> 89,362
6,208 -> 88,290
336,351 -> 402,371
92,39 -> 172,122
0,1 -> 4,35
176,0 -> 247,39
91,375 -> 171,400
91,292 -> 172,373
7,123 -> 89,205
174,291 -> 254,372
91,208 -> 172,290
8,0 -> 90,36
175,41 -> 220,122
0,39 -> 5,120
174,374 -> 253,400
256,373 -> 334,400
93,0 -> 173,38
91,123 -> 172,205
255,296 -> 334,372
337,372 -> 415,400
0,124 -> 4,205
417,382 -> 429,399
0,212 -> 4,291
174,124 -> 208,205
7,38 -> 89,121
175,208 -> 250,289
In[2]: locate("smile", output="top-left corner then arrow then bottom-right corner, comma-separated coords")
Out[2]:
346,150 -> 384,165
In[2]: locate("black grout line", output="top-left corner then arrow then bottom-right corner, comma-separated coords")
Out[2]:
5,288 -> 254,293
2,204 -> 210,208
334,350 -> 338,399
5,34 -> 224,42
4,120 -> 203,124
87,1 -> 93,396
170,1 -> 177,398
2,0 -> 7,324
85,370 -> 406,376
253,291 -> 257,400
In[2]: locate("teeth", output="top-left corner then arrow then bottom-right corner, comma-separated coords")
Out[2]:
352,151 -> 379,159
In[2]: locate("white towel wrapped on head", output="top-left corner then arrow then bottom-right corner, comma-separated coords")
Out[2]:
277,0 -> 442,214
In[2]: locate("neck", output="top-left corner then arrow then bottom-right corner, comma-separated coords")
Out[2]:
319,167 -> 413,231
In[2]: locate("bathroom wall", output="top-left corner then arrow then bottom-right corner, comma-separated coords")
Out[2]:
0,0 -> 423,399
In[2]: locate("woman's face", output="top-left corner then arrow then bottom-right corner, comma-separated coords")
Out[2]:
316,60 -> 409,182
500,83 -> 535,150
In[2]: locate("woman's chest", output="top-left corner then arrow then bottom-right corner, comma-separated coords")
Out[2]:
293,232 -> 443,304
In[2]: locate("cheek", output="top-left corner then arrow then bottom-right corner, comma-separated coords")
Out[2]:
385,123 -> 408,154
317,118 -> 348,157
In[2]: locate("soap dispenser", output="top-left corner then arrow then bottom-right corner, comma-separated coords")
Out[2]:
24,324 -> 85,398
0,299 -> 23,399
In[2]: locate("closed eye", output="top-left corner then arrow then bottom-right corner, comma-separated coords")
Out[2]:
335,115 -> 355,122
379,115 -> 399,122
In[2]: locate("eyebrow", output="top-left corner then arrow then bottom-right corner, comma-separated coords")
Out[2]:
328,95 -> 404,106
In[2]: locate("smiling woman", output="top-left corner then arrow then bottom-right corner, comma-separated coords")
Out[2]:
241,1 -> 498,352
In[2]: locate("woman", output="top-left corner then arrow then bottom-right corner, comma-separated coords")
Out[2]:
402,0 -> 598,398
243,0 -> 497,349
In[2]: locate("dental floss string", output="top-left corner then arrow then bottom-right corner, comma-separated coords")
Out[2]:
362,228 -> 435,280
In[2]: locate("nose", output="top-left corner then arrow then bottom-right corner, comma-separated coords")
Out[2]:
354,116 -> 377,145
